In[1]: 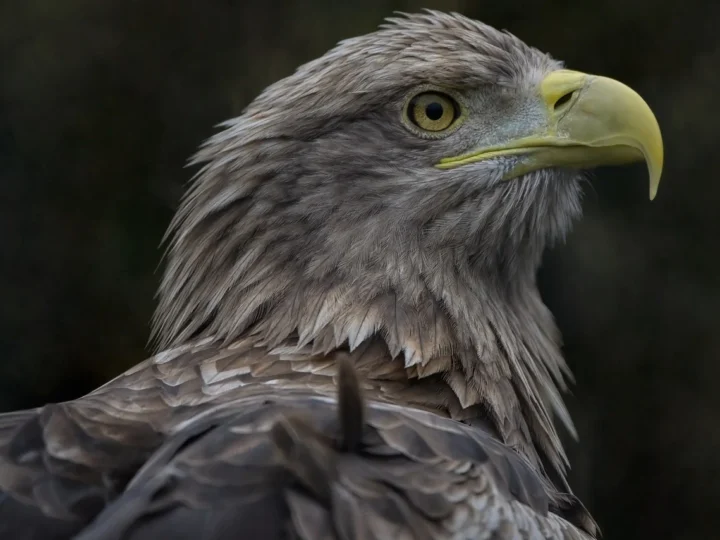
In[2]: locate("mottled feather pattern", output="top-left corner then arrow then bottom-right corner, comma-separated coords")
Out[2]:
1,338 -> 595,538
72,348 -> 594,539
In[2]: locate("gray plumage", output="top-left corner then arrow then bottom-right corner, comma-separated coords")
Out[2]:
0,10 -> 658,539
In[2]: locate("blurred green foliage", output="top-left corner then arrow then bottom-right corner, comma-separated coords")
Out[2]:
1,1 -> 718,538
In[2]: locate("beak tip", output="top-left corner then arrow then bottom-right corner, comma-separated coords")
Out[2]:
649,179 -> 660,201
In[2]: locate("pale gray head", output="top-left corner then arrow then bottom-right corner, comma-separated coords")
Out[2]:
153,11 -> 663,481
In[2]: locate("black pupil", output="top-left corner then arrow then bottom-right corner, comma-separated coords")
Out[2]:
425,102 -> 444,121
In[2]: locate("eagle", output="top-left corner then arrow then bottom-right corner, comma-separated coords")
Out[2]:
0,11 -> 662,540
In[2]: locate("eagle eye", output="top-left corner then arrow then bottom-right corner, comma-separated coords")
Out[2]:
404,91 -> 462,135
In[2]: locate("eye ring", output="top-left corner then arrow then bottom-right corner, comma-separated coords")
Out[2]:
403,90 -> 464,137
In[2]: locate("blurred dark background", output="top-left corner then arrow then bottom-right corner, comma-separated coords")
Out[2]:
1,1 -> 718,538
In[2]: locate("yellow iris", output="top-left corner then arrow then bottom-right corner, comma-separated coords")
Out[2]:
407,92 -> 459,133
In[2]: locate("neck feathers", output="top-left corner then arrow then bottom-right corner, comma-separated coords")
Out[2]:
153,132 -> 583,483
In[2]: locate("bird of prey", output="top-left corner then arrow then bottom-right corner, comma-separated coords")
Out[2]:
0,11 -> 663,540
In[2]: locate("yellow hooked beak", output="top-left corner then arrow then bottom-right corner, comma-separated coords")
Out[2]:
437,70 -> 664,200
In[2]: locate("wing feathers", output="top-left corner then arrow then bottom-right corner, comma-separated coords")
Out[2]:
0,344 -> 595,539
71,366 -> 591,539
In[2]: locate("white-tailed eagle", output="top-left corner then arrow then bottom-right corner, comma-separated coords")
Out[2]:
0,11 -> 662,540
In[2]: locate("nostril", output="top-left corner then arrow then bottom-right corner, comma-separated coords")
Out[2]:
554,91 -> 575,109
